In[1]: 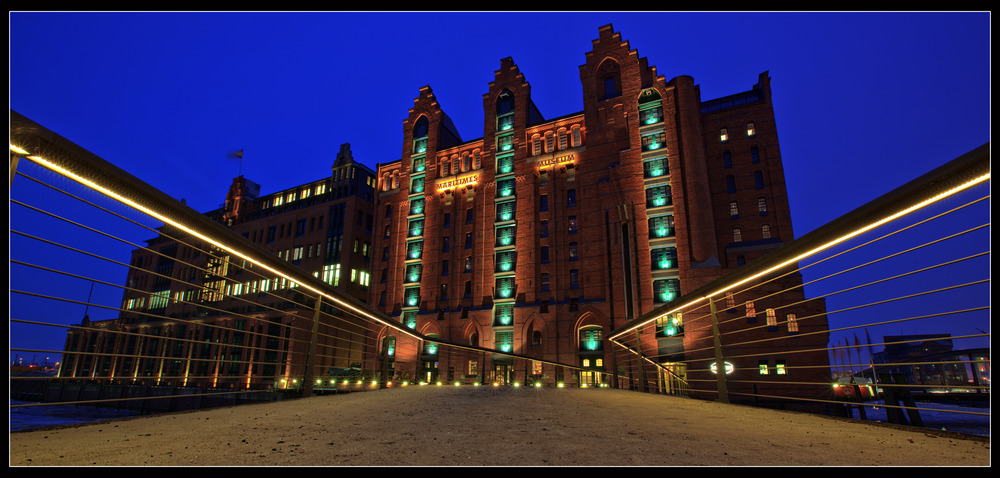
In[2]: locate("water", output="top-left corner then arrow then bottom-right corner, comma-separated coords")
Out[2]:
846,400 -> 990,437
10,401 -> 142,432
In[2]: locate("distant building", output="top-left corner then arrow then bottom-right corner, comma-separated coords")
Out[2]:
59,144 -> 377,390
872,334 -> 990,392
367,24 -> 831,401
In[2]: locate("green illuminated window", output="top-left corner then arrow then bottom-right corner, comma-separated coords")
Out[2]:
497,133 -> 514,152
424,340 -> 438,356
494,303 -> 514,326
656,313 -> 683,337
411,176 -> 425,194
641,131 -> 666,151
649,215 -> 675,239
579,327 -> 603,351
497,114 -> 514,132
496,200 -> 516,223
495,225 -> 516,247
496,178 -> 516,198
646,184 -> 672,207
653,278 -> 680,304
407,218 -> 424,237
643,156 -> 668,178
495,276 -> 516,299
651,247 -> 677,270
384,336 -> 396,356
404,287 -> 421,307
496,154 -> 515,175
495,330 -> 514,353
406,240 -> 423,260
412,156 -> 426,173
409,197 -> 425,216
495,250 -> 516,272
402,310 -> 417,329
404,263 -> 422,283
639,105 -> 663,125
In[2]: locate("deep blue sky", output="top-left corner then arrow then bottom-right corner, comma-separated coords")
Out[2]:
9,11 -> 991,364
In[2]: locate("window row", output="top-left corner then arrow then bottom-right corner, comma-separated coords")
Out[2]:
530,125 -> 583,156
725,170 -> 767,192
731,224 -> 774,243
719,121 -> 756,142
728,197 -> 769,218
722,146 -> 761,168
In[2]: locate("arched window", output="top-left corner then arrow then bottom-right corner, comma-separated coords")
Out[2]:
733,227 -> 743,242
597,60 -> 621,99
761,224 -> 772,239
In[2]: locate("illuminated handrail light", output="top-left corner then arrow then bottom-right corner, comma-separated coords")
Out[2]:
608,170 -> 990,341
16,150 -> 424,341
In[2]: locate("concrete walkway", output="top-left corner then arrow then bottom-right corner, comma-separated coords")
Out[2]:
9,386 -> 990,466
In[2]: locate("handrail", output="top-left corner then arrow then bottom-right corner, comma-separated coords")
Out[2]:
609,142 -> 990,341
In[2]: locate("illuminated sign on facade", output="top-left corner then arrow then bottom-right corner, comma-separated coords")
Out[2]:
436,172 -> 480,192
537,153 -> 576,169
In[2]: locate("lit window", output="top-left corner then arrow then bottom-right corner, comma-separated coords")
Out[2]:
762,224 -> 771,239
569,242 -> 578,261
787,314 -> 799,333
568,216 -> 578,234
776,361 -> 787,375
766,308 -> 777,327
746,300 -> 757,321
720,128 -> 728,142
725,291 -> 735,309
757,197 -> 768,215
746,122 -> 756,136
558,130 -> 567,150
758,361 -> 769,375
729,201 -> 739,218
733,227 -> 742,242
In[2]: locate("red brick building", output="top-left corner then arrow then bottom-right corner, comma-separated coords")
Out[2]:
368,25 -> 830,396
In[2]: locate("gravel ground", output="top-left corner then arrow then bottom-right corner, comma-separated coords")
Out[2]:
9,385 -> 990,467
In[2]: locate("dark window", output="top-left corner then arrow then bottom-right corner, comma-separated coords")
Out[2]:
754,170 -> 765,189
570,269 -> 579,289
751,146 -> 760,164
541,246 -> 549,264
567,189 -> 577,208
444,212 -> 451,228
723,151 -> 732,168
726,175 -> 736,193
541,273 -> 550,292
540,195 -> 548,212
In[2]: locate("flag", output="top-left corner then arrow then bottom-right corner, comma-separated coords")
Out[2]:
228,149 -> 244,159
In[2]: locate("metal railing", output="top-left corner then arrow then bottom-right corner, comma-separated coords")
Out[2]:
9,110 -> 586,420
608,143 -> 990,435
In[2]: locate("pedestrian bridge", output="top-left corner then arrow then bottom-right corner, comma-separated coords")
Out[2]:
9,110 -> 991,444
